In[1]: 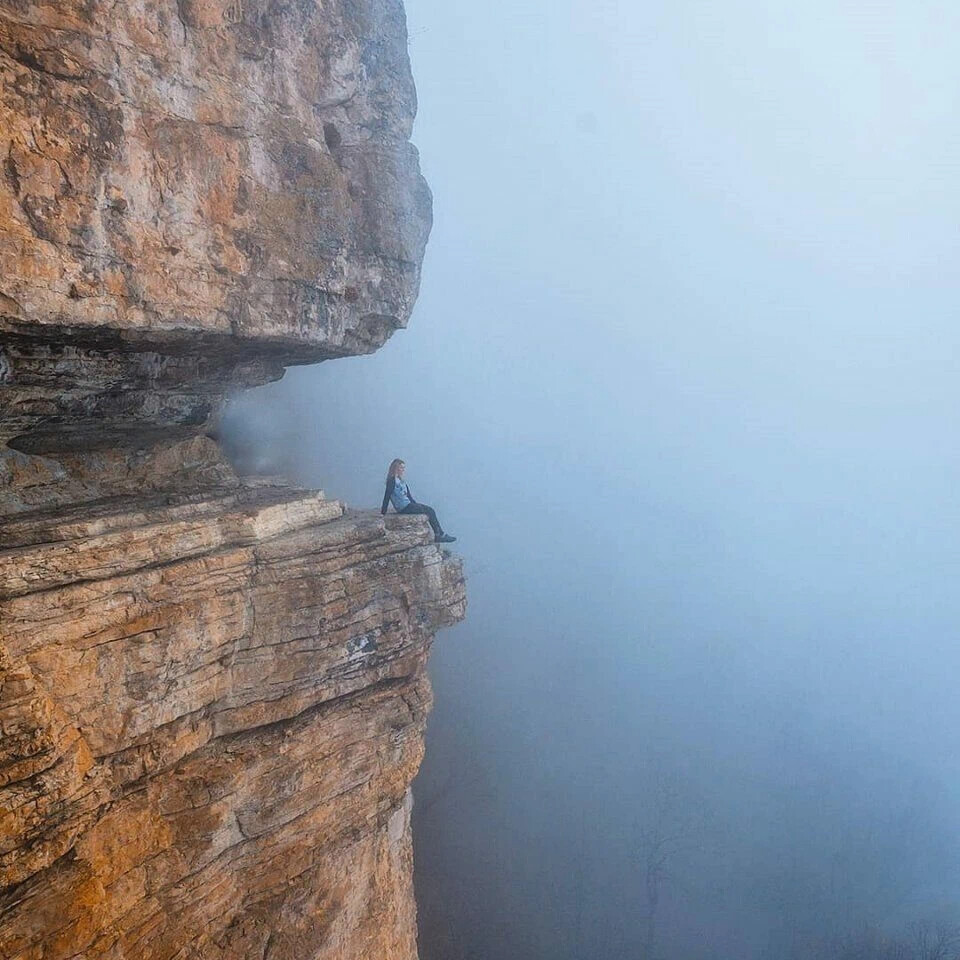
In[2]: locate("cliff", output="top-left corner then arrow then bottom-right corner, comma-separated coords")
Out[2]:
0,2 -> 464,958
0,0 -> 431,449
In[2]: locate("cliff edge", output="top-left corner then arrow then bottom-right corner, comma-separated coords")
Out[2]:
0,2 -> 464,958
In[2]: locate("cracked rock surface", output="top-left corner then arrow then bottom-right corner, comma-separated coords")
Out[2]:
0,2 -> 460,958
0,0 -> 431,446
0,447 -> 466,960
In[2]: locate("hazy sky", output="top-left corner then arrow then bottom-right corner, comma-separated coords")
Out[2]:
224,2 -> 960,956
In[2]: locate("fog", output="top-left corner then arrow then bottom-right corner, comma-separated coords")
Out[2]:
221,1 -> 960,957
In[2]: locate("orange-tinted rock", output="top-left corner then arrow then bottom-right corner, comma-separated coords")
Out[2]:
0,470 -> 465,959
0,1 -> 459,957
0,0 -> 431,445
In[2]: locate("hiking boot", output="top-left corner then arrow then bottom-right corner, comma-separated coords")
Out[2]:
436,534 -> 457,544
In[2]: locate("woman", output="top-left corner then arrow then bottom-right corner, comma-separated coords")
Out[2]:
381,459 -> 456,543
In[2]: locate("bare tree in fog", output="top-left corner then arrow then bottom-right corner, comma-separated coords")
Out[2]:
631,760 -> 711,960
811,922 -> 960,960
910,923 -> 960,960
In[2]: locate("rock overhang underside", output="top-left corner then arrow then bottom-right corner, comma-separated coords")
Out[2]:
0,0 -> 432,447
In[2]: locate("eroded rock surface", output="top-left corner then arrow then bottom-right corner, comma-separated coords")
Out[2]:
0,444 -> 465,959
0,1 -> 459,957
0,0 -> 431,445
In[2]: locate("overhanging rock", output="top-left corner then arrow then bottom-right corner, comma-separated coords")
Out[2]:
0,3 -> 462,958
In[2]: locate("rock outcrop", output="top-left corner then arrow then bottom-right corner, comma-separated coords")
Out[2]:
0,0 -> 431,447
0,2 -> 462,958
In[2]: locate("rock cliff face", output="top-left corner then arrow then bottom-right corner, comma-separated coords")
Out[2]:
0,2 -> 462,958
0,0 -> 431,448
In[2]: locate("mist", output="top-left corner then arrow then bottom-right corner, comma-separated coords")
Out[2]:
220,1 -> 960,957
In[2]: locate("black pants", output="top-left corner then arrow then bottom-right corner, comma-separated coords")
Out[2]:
400,503 -> 444,538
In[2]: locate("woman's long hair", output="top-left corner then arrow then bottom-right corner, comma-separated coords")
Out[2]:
386,458 -> 404,481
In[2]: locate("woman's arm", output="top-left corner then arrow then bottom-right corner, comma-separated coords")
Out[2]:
381,477 -> 395,515
407,484 -> 416,504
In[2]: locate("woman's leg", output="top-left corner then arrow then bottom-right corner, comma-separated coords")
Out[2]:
400,503 -> 444,538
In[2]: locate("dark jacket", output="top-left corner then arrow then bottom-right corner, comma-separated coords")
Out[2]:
381,476 -> 417,515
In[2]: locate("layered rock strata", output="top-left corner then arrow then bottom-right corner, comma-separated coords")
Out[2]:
0,449 -> 465,958
0,1 -> 460,958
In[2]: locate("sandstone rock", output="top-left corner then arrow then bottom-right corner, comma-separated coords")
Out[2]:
0,1 -> 460,957
0,0 -> 432,445
0,476 -> 465,958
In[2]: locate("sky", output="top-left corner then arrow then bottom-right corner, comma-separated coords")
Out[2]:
222,2 -> 960,957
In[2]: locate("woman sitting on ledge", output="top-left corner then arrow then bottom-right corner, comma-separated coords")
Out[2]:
381,458 -> 456,544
